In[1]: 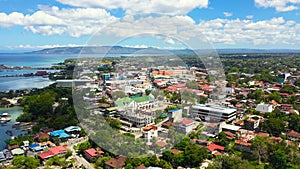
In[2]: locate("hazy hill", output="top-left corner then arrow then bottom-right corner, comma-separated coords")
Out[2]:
27,46 -> 300,54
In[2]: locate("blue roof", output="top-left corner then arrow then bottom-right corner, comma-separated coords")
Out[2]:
32,146 -> 44,152
29,143 -> 40,149
50,129 -> 70,138
58,132 -> 70,139
169,108 -> 181,113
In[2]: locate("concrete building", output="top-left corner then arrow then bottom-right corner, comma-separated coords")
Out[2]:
221,124 -> 241,134
191,104 -> 237,122
175,119 -> 198,135
255,103 -> 273,113
244,118 -> 260,131
168,108 -> 182,123
142,125 -> 158,143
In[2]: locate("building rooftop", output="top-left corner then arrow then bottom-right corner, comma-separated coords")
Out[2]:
180,119 -> 195,126
287,130 -> 300,139
192,104 -> 237,115
64,126 -> 81,132
206,143 -> 225,152
49,146 -> 67,155
11,148 -> 24,155
235,140 -> 252,147
115,97 -> 134,107
222,124 -> 241,131
50,130 -> 70,139
38,151 -> 54,159
84,148 -> 104,158
132,96 -> 152,103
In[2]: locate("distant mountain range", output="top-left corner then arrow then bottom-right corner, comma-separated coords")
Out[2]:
26,46 -> 300,54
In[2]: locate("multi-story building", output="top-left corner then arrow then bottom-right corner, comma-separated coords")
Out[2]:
191,104 -> 237,122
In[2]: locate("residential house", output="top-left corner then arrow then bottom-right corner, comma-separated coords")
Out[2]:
286,130 -> 300,141
84,148 -> 104,162
38,146 -> 67,160
143,125 -> 158,144
175,119 -> 197,135
11,148 -> 24,156
255,103 -> 273,113
235,140 -> 252,153
279,104 -> 293,112
206,143 -> 225,154
105,155 -> 126,169
33,132 -> 50,142
244,118 -> 259,131
168,108 -> 182,123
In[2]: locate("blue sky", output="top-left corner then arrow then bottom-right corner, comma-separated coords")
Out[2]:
1,0 -> 300,51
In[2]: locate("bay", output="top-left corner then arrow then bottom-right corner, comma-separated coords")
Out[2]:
0,106 -> 25,150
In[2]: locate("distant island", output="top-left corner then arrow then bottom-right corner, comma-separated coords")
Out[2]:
25,46 -> 300,55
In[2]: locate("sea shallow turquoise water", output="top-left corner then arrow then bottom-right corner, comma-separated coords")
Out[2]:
0,106 -> 25,150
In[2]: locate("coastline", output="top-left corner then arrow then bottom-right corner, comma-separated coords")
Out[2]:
0,106 -> 25,150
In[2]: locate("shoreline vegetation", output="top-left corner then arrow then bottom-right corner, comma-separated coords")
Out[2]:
0,52 -> 300,168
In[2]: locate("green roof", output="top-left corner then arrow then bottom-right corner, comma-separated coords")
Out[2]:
132,96 -> 152,103
115,97 -> 133,107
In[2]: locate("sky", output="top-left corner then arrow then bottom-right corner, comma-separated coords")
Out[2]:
1,0 -> 300,51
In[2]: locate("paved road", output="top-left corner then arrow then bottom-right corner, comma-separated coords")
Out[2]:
62,136 -> 94,169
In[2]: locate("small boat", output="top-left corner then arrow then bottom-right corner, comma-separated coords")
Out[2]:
12,122 -> 20,128
0,117 -> 11,122
0,113 -> 11,117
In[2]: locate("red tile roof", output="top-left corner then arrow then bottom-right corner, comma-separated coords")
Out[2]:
170,149 -> 181,154
135,165 -> 147,169
143,125 -> 158,131
287,130 -> 300,139
84,148 -> 104,158
38,151 -> 55,159
235,140 -> 252,147
224,131 -> 235,137
180,119 -> 194,126
257,132 -> 269,137
206,143 -> 225,152
155,141 -> 168,147
235,120 -> 244,126
105,155 -> 126,169
49,146 -> 67,155
162,121 -> 173,127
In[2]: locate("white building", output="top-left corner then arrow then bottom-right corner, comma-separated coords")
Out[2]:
191,104 -> 237,122
175,119 -> 198,135
221,123 -> 241,134
168,108 -> 182,123
142,125 -> 158,144
255,103 -> 273,113
222,87 -> 235,94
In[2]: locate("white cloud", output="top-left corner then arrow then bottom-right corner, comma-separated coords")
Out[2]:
6,44 -> 83,49
124,44 -> 149,48
1,4 -> 300,48
255,0 -> 300,12
246,15 -> 253,19
56,0 -> 209,15
198,17 -> 300,46
0,6 -> 118,37
223,12 -> 232,17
